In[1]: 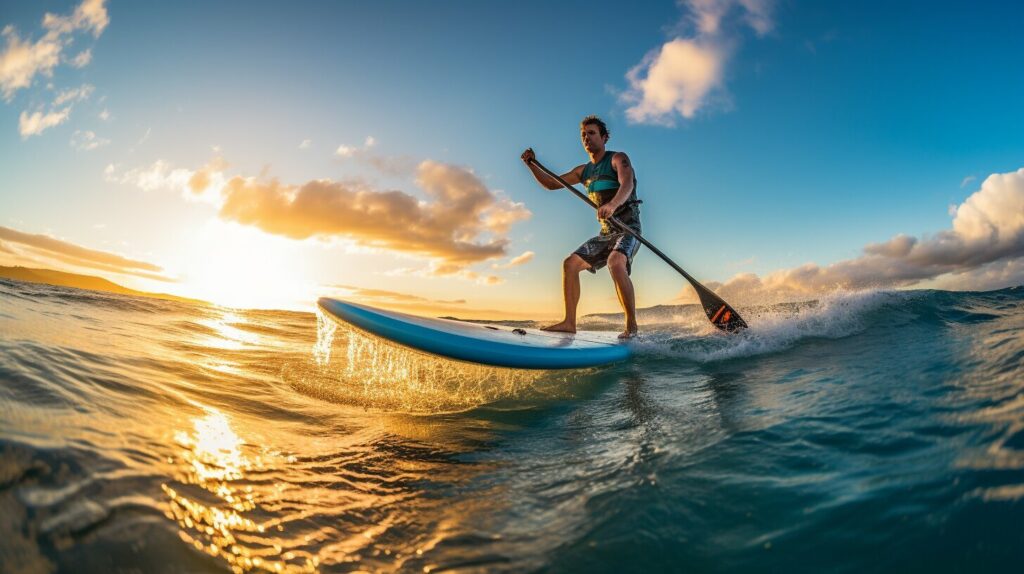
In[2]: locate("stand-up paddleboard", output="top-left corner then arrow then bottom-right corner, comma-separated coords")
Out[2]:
318,298 -> 631,370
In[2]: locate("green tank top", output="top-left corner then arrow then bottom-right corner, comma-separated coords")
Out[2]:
581,150 -> 641,233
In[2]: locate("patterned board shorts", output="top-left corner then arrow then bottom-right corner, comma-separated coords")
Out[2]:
573,229 -> 642,275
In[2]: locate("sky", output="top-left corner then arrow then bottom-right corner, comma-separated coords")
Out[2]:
1,0 -> 1023,318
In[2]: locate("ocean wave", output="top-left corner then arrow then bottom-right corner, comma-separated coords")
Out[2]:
629,289 -> 902,362
2,279 -> 1023,572
627,286 -> 1024,364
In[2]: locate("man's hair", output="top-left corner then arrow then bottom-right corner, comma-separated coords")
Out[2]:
580,115 -> 610,139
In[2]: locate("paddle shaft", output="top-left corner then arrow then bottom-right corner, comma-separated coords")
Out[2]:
528,158 -> 701,286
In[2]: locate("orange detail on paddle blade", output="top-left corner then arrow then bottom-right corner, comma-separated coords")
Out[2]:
711,305 -> 726,323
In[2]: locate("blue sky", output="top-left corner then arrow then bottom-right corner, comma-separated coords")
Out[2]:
2,0 -> 1023,315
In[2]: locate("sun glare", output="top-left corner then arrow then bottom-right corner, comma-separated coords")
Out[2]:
172,221 -> 318,310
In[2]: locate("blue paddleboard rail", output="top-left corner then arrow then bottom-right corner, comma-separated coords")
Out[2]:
318,298 -> 630,370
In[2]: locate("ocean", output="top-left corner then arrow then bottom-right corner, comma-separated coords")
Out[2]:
1,278 -> 1022,573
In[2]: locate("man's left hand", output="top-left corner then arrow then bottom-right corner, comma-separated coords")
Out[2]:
597,202 -> 619,220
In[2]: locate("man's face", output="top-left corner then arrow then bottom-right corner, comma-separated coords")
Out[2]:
581,124 -> 607,154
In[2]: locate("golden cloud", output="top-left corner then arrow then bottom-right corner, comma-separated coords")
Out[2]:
492,250 -> 535,269
331,284 -> 466,305
0,225 -> 172,282
107,155 -> 531,279
217,160 -> 530,266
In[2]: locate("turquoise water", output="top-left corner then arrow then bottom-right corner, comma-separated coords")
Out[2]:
1,278 -> 1022,572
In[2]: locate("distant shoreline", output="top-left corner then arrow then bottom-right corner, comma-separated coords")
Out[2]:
0,265 -> 208,306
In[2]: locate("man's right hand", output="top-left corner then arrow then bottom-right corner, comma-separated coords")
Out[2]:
521,149 -> 581,190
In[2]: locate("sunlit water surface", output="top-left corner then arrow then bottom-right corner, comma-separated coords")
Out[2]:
1,279 -> 1023,572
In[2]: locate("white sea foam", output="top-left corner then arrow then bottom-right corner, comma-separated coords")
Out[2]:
630,289 -> 903,363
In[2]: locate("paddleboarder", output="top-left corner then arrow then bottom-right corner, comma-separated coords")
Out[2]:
522,115 -> 642,339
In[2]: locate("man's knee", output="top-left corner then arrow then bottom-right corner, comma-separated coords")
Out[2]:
563,254 -> 588,273
607,251 -> 628,273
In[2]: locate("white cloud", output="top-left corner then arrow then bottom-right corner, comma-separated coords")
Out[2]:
19,107 -> 71,137
934,258 -> 1024,292
0,27 -> 61,101
336,135 -> 378,157
69,48 -> 92,68
70,129 -> 109,150
621,0 -> 774,125
98,108 -> 110,121
948,169 -> 1024,255
299,139 -> 311,149
53,83 -> 94,105
682,167 -> 1024,304
334,139 -> 419,177
16,83 -> 95,138
737,0 -> 774,35
42,0 -> 110,38
106,157 -> 229,205
0,0 -> 108,101
105,159 -> 196,194
623,39 -> 724,124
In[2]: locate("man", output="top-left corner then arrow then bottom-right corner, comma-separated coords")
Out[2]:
522,115 -> 642,339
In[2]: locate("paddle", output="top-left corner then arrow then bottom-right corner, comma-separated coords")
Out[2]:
528,157 -> 748,333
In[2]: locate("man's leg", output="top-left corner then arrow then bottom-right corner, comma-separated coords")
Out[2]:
542,254 -> 590,333
607,251 -> 638,338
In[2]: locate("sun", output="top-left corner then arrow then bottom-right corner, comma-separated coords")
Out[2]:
170,220 -> 318,310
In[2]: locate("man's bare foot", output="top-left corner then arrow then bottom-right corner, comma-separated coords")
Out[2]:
618,328 -> 638,340
541,320 -> 576,333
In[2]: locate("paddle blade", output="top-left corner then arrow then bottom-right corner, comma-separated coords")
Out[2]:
694,285 -> 748,333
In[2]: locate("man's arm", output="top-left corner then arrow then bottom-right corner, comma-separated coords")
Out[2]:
521,148 -> 582,189
598,152 -> 635,219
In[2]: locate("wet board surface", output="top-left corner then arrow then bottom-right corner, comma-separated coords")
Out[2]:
318,298 -> 631,370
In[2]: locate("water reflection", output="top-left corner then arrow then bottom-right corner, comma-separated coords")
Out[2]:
174,408 -> 254,485
952,304 -> 1024,502
196,310 -> 262,351
164,407 -> 316,573
156,308 -> 582,571
160,404 -> 511,572
182,309 -> 267,377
